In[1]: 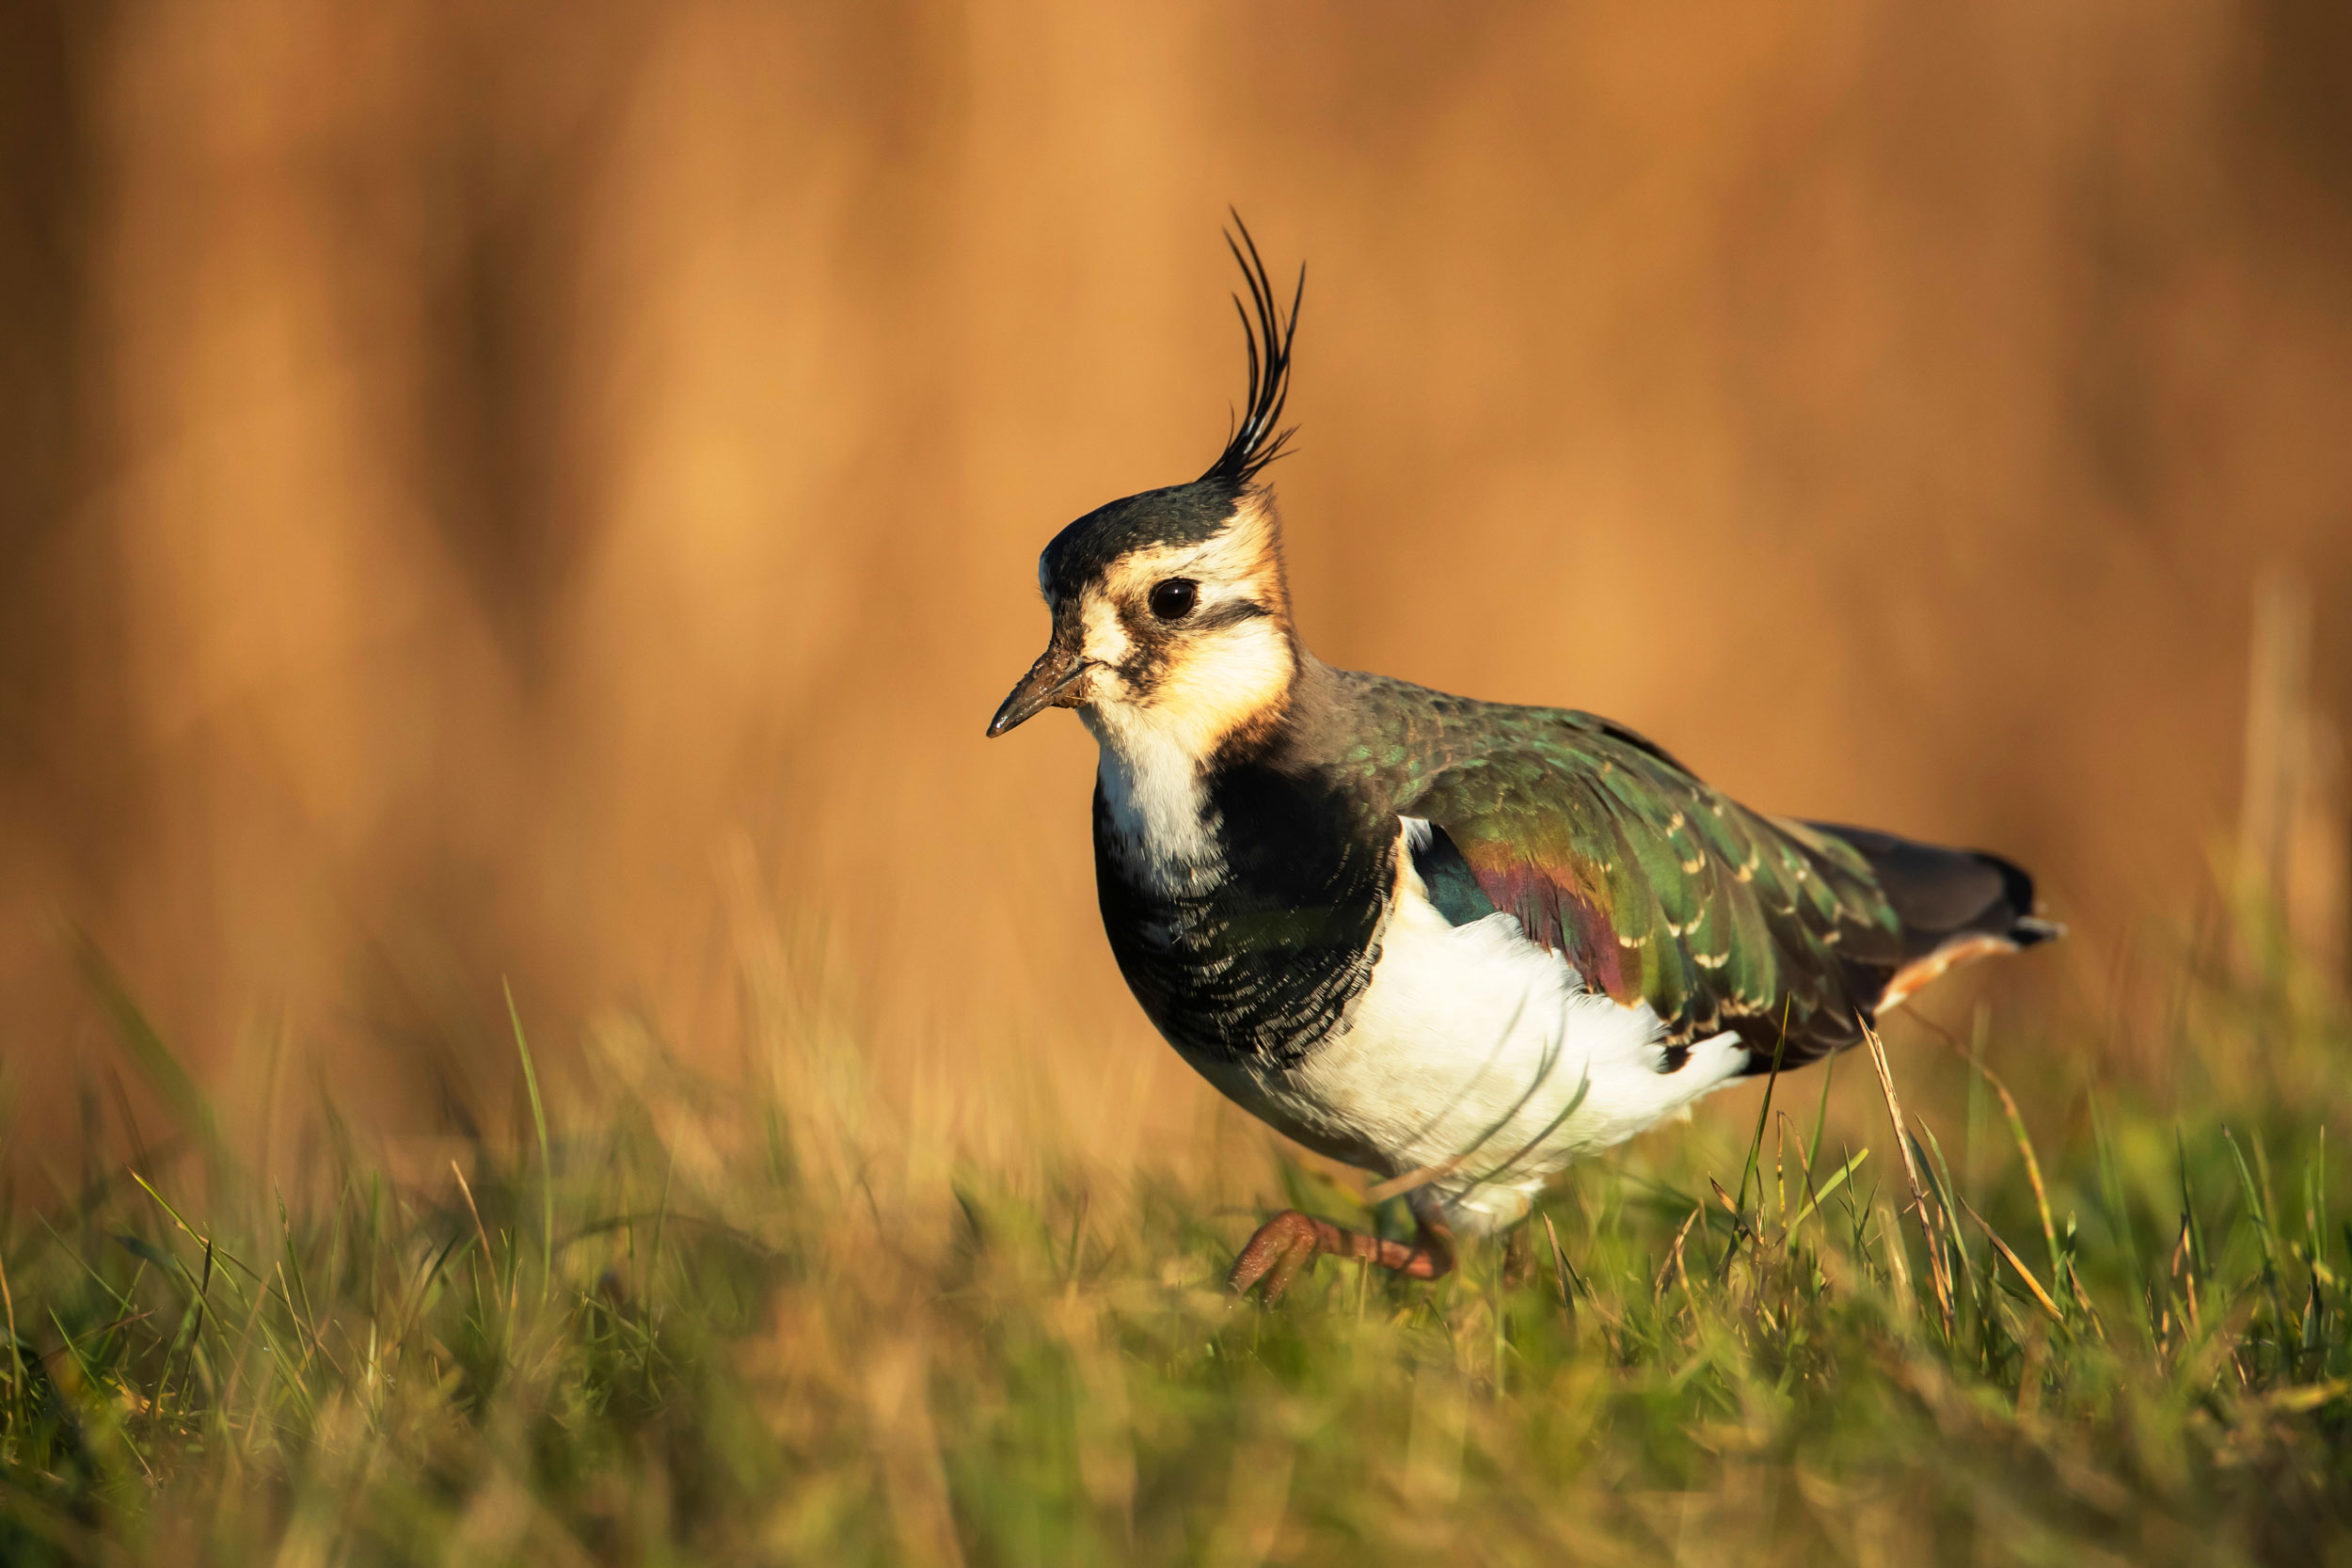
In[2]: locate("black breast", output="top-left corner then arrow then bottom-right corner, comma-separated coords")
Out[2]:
1093,759 -> 1393,1069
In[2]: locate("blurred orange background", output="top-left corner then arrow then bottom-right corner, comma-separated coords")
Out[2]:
4,2 -> 2349,1170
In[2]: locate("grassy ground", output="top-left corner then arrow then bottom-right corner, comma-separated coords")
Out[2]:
6,928 -> 2352,1566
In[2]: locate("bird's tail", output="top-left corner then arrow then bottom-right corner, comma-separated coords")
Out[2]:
1804,822 -> 2062,1012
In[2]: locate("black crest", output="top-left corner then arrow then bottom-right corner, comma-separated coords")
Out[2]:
1199,214 -> 1303,487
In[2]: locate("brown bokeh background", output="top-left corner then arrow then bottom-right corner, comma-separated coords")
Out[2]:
5,2 -> 2350,1172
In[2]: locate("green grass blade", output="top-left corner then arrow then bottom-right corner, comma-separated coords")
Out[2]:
1788,1148 -> 1868,1235
1734,1007 -> 1792,1218
2178,1126 -> 2210,1277
71,931 -> 224,1170
1805,1049 -> 1836,1179
506,980 -> 555,1304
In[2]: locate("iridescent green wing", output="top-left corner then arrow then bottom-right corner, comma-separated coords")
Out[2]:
1398,711 -> 1905,1069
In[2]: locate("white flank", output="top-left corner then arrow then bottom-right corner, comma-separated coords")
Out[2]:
1236,818 -> 1751,1233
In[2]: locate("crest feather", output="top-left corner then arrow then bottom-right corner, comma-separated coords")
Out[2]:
1200,213 -> 1303,487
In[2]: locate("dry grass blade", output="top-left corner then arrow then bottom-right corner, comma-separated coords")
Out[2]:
2067,1266 -> 2109,1345
1862,1018 -> 1956,1335
1542,1212 -> 1576,1324
1364,1159 -> 1459,1206
0,1243 -> 22,1433
1654,1207 -> 1702,1301
1935,1012 -> 2061,1277
1957,1195 -> 2064,1325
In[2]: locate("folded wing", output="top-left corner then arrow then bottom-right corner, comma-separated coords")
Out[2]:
1399,714 -> 1908,1072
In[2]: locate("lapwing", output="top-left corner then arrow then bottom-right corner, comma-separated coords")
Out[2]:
987,221 -> 2060,1302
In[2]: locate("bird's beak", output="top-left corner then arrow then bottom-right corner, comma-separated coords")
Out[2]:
986,641 -> 1095,737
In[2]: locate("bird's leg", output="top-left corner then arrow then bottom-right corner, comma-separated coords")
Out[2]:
1229,1197 -> 1455,1304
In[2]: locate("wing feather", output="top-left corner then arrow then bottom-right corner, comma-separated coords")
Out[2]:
1399,721 -> 1902,1070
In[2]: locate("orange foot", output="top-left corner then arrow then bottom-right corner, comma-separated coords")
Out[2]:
1228,1204 -> 1456,1303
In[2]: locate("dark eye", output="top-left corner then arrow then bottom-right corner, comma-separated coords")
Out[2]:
1148,578 -> 1199,621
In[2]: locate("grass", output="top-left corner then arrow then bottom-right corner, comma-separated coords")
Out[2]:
6,923 -> 2352,1565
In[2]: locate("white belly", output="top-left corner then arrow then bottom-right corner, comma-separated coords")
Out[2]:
1213,820 -> 1753,1233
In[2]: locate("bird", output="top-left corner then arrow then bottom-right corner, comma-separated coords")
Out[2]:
985,219 -> 2060,1303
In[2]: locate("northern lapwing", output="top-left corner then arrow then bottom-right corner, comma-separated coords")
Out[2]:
987,221 -> 2059,1302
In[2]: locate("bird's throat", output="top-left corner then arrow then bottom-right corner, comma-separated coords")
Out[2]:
1083,706 -> 1221,881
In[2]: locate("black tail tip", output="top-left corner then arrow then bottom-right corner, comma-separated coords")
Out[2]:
1979,850 -> 2062,948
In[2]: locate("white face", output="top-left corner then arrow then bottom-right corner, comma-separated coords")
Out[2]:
1056,494 -> 1297,762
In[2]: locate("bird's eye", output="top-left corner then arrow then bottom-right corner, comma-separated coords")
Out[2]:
1148,578 -> 1199,621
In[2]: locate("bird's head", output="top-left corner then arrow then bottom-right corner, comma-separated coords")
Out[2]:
987,221 -> 1303,761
